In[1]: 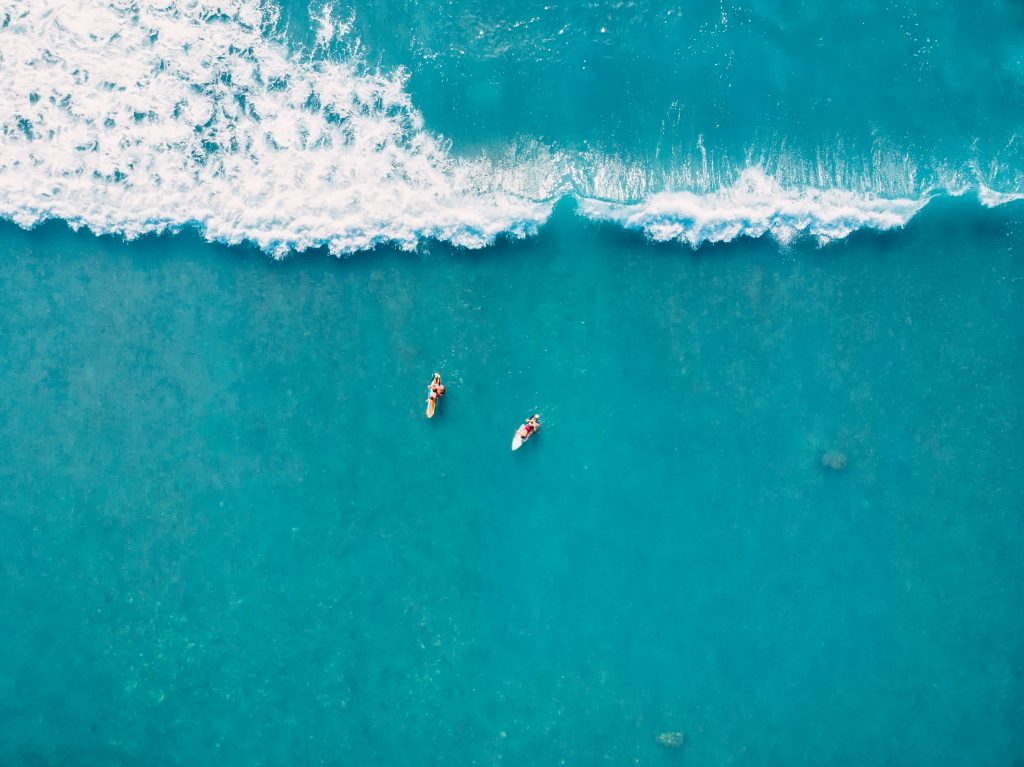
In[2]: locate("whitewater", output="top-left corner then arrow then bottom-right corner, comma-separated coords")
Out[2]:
0,0 -> 1017,256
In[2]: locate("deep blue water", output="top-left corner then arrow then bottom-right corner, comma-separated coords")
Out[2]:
1,1 -> 1023,765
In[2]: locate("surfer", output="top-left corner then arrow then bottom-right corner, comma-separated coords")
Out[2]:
517,414 -> 541,441
427,373 -> 445,401
426,372 -> 445,418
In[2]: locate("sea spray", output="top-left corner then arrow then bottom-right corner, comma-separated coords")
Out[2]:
576,169 -> 928,247
0,0 -> 551,255
0,0 -> 1019,256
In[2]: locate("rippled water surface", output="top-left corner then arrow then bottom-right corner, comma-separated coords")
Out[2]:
1,1 -> 1022,765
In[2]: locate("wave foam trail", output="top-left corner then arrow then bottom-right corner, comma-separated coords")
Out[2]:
576,169 -> 928,247
0,0 -> 988,255
0,0 -> 550,254
977,185 -> 1024,208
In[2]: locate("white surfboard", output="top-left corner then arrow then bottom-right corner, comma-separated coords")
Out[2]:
511,433 -> 524,451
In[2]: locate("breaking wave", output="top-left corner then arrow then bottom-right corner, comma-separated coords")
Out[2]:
0,0 -> 1019,256
576,169 -> 928,246
0,0 -> 551,255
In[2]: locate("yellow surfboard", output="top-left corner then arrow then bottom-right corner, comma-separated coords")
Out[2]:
426,373 -> 442,418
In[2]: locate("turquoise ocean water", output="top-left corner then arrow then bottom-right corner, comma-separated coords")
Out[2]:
1,1 -> 1023,764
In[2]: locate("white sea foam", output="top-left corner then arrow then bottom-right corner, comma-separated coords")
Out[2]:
576,169 -> 928,247
0,0 -> 551,255
0,0 -> 1004,255
977,185 -> 1024,208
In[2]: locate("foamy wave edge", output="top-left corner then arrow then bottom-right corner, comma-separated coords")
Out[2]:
0,0 -> 552,256
0,1 -> 1019,256
575,169 -> 929,247
977,185 -> 1024,209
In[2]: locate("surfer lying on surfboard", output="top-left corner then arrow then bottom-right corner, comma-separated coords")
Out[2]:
519,414 -> 540,439
512,414 -> 541,449
425,373 -> 445,418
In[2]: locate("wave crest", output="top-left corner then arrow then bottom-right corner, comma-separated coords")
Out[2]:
577,169 -> 927,246
0,0 -> 551,255
0,1 -> 1015,255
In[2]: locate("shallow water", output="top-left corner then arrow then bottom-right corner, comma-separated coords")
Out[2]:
1,197 -> 1022,764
